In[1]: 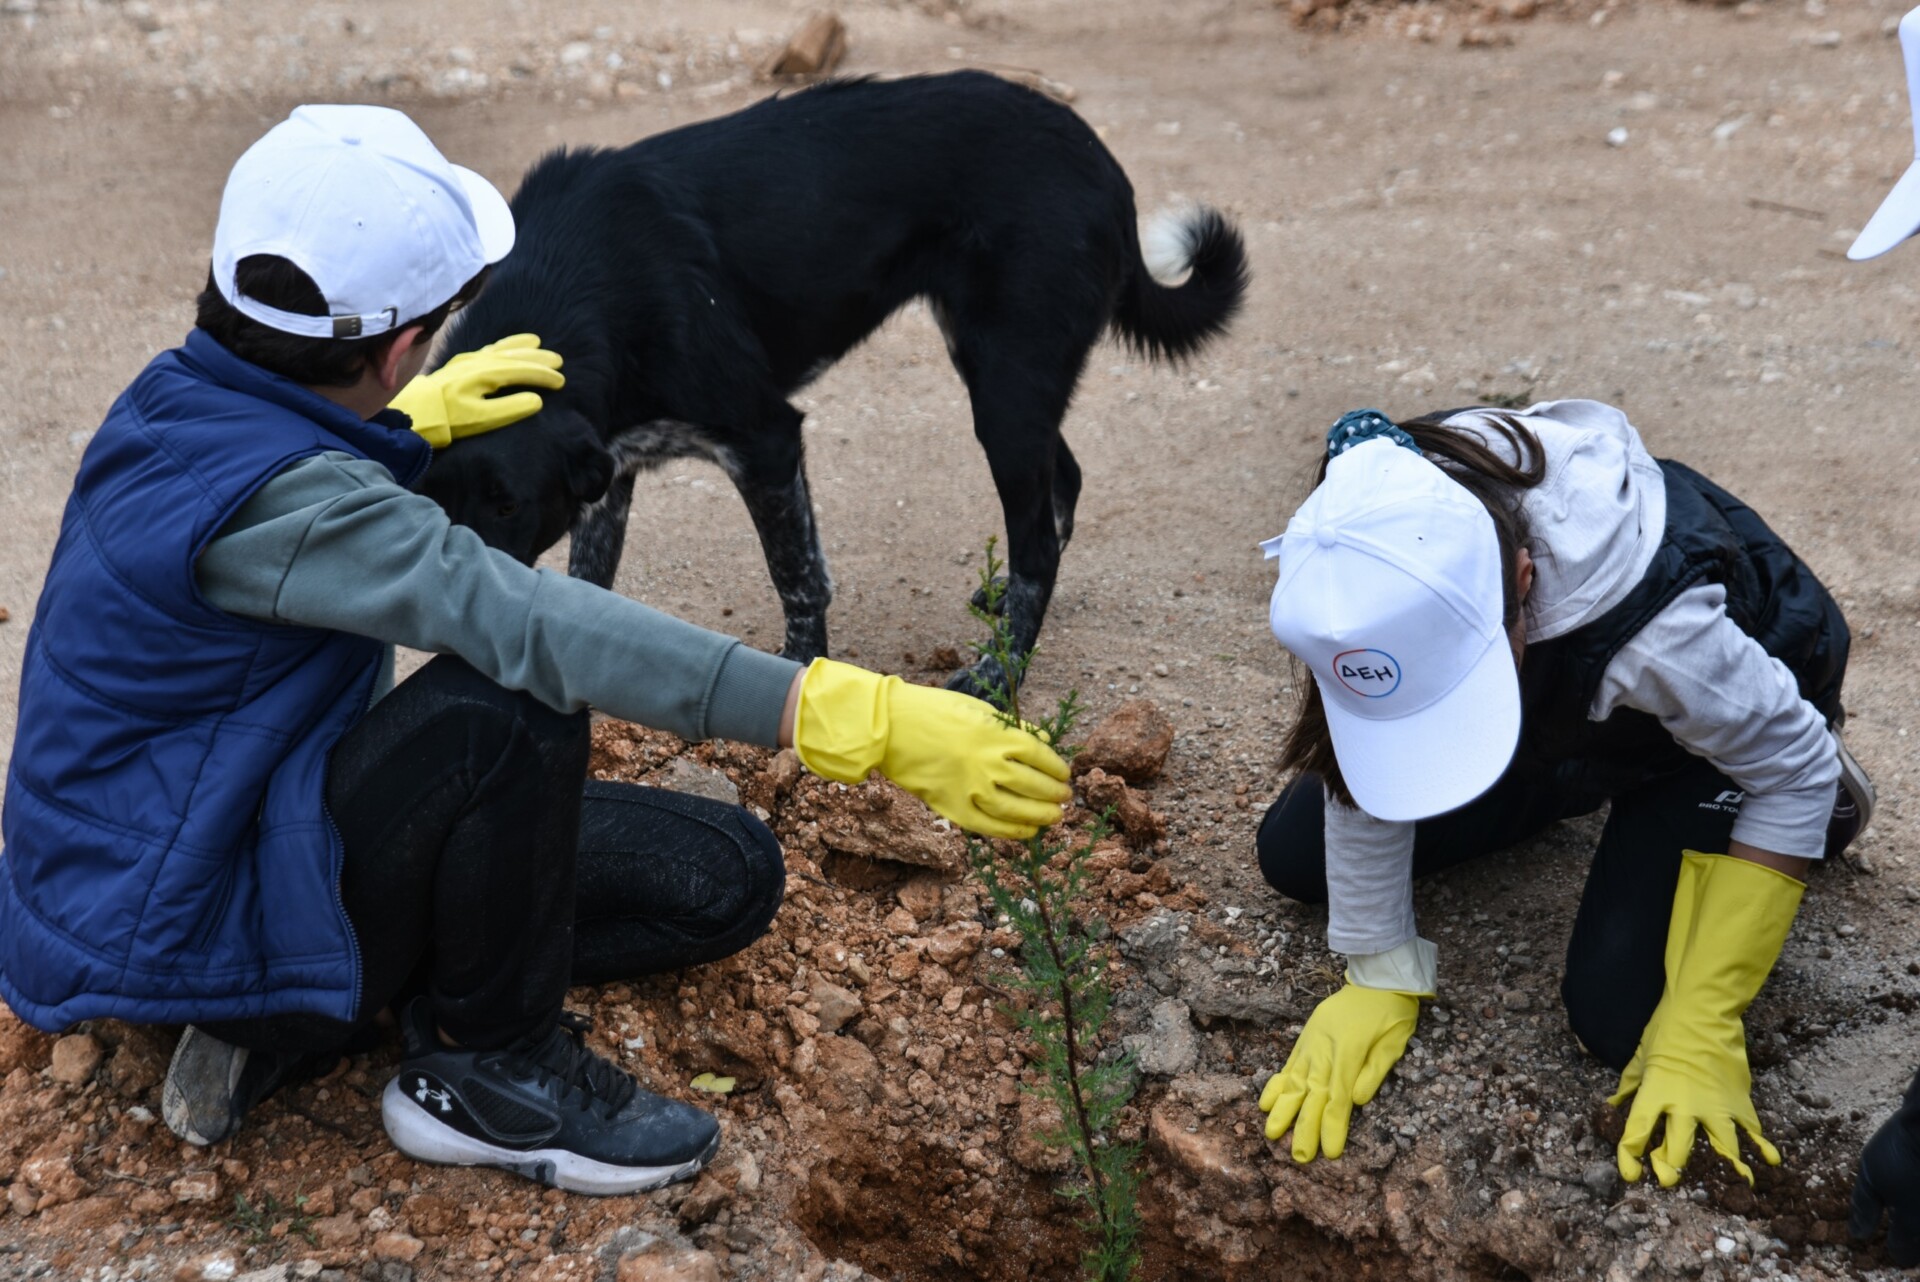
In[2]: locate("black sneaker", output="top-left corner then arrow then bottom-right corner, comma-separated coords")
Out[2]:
380,997 -> 719,1195
1827,732 -> 1876,860
162,1026 -> 329,1146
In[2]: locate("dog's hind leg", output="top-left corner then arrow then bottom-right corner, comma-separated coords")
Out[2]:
719,416 -> 833,663
941,373 -> 1074,701
969,436 -> 1082,619
568,470 -> 636,589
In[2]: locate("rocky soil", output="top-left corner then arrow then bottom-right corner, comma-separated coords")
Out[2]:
11,0 -> 1920,1278
0,698 -> 1909,1282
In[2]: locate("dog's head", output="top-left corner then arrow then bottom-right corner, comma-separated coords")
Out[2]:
417,405 -> 615,565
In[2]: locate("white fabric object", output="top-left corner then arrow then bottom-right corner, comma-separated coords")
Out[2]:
1346,935 -> 1438,997
1262,439 -> 1521,822
1850,6 -> 1920,260
1443,399 -> 1667,643
212,104 -> 514,338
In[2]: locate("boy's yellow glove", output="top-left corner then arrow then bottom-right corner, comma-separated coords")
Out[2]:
1612,851 -> 1803,1188
791,658 -> 1072,841
391,333 -> 565,448
1259,979 -> 1423,1162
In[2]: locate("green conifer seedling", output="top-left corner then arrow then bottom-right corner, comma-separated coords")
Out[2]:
963,538 -> 1142,1282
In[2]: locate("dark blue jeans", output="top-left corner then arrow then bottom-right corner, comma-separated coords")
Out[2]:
208,656 -> 785,1053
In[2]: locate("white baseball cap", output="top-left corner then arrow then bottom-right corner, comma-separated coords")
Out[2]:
1851,7 -> 1920,260
1261,438 -> 1521,821
211,104 -> 515,338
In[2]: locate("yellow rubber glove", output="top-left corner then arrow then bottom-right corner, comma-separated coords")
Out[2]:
1259,979 -> 1423,1162
791,658 -> 1072,841
390,333 -> 566,448
1612,851 -> 1804,1188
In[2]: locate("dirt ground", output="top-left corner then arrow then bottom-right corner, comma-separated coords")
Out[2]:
8,0 -> 1920,1278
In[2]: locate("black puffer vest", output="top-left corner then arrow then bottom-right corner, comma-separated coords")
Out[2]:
1518,460 -> 1848,798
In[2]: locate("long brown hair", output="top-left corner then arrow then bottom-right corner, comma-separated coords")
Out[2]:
1274,411 -> 1548,809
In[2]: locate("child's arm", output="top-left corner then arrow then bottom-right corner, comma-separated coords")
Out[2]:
1596,580 -> 1838,864
1596,585 -> 1828,1187
198,452 -> 795,743
198,452 -> 1070,838
1260,795 -> 1431,1162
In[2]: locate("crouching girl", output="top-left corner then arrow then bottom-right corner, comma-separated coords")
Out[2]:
1253,400 -> 1870,1188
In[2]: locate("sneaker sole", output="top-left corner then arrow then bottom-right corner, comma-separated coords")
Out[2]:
162,1026 -> 245,1147
380,1077 -> 718,1195
1838,738 -> 1876,833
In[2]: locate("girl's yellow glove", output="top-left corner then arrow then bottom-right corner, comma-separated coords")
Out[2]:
1612,852 -> 1802,1187
1259,980 -> 1422,1162
392,333 -> 565,448
791,658 -> 1071,841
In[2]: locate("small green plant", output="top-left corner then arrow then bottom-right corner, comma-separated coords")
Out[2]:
228,1190 -> 317,1248
964,537 -> 1142,1282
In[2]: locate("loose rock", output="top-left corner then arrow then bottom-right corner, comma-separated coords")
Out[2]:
48,1032 -> 103,1086
1126,998 -> 1200,1076
655,757 -> 740,806
809,979 -> 862,1033
1080,768 -> 1167,847
169,1170 -> 221,1204
817,779 -> 965,872
1074,699 -> 1175,783
615,1240 -> 725,1282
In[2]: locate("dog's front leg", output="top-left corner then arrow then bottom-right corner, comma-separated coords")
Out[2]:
568,471 -> 636,588
726,452 -> 832,663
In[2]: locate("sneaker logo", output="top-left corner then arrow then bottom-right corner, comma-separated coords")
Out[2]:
413,1077 -> 454,1115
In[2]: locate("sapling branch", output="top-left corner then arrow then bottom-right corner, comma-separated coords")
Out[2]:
962,536 -> 1141,1282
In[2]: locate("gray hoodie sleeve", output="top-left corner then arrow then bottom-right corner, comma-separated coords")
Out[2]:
194,452 -> 801,745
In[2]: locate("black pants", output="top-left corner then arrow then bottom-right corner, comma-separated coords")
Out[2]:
1256,755 -> 1745,1071
208,657 -> 785,1054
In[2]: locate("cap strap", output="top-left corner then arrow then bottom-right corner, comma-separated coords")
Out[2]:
1327,409 -> 1420,459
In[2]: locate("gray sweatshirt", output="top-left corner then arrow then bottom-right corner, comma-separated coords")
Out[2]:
194,451 -> 802,745
1301,401 -> 1838,994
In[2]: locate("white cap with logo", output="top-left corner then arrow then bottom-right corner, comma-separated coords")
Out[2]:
1262,438 -> 1521,822
211,104 -> 515,338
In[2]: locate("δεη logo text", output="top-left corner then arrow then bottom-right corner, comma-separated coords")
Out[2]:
1332,649 -> 1401,698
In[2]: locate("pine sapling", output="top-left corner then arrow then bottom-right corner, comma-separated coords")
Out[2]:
963,538 -> 1142,1282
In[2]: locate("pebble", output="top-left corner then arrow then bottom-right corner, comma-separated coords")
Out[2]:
1583,1161 -> 1620,1196
1607,127 -> 1630,147
371,1232 -> 425,1262
809,979 -> 861,1033
173,1256 -> 238,1282
169,1170 -> 221,1204
48,1032 -> 103,1085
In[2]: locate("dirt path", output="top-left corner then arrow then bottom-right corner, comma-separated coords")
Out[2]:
6,0 -> 1920,1278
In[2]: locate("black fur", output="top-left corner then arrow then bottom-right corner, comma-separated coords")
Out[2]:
425,71 -> 1249,690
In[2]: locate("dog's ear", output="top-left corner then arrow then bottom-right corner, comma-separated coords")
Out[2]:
552,415 -> 615,505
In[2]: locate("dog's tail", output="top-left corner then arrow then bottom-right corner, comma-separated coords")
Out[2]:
1111,206 -> 1250,363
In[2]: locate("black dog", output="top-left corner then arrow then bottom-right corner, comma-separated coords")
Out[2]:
426,71 -> 1249,692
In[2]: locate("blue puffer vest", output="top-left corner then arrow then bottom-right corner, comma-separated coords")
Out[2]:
0,328 -> 431,1031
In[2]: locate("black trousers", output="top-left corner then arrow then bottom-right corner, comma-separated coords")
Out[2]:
1256,755 -> 1746,1070
208,657 -> 785,1054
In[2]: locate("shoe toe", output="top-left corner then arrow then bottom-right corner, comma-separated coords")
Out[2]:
615,1091 -> 720,1166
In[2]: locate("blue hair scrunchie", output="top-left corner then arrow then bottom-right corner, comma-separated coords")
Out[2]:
1326,409 -> 1420,459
